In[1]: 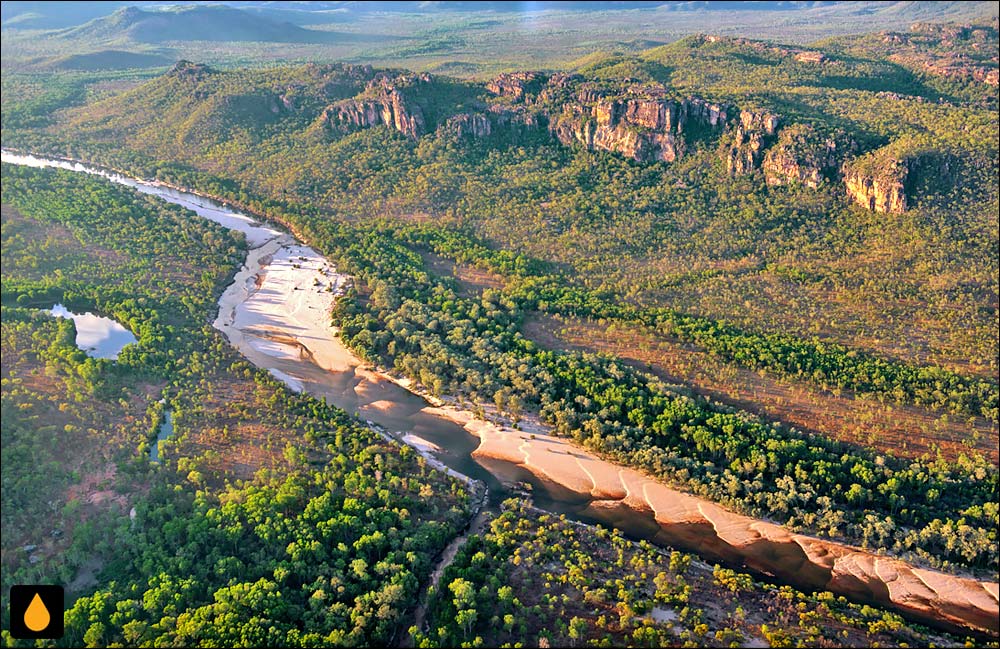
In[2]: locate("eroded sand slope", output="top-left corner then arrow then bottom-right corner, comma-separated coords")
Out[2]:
471,424 -> 999,635
213,236 -> 998,636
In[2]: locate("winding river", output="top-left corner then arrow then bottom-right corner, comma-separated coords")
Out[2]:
2,149 -> 997,637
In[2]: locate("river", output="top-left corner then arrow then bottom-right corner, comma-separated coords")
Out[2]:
2,149 -> 996,637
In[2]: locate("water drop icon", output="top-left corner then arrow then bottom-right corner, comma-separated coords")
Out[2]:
24,592 -> 50,632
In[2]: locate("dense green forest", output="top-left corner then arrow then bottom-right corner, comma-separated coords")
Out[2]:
415,500 -> 963,648
3,148 -> 980,649
324,220 -> 998,573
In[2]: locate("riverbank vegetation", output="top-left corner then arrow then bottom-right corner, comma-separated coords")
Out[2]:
327,221 -> 998,574
2,161 -> 982,648
415,500 -> 968,648
0,164 -> 474,646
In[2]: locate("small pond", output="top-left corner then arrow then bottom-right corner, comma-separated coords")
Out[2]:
49,304 -> 137,360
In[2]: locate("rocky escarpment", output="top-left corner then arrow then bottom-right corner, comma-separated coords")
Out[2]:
546,93 -> 727,163
882,22 -> 1000,86
762,124 -> 854,188
484,73 -> 878,202
323,72 -> 430,139
725,109 -> 780,175
486,71 -> 546,100
843,157 -> 909,213
441,106 -> 543,140
842,149 -> 953,213
725,110 -> 868,195
442,112 -> 492,138
483,72 -> 731,162
312,66 -> 938,215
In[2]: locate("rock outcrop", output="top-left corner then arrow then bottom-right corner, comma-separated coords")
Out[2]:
487,104 -> 543,132
880,23 -> 1000,87
762,124 -> 850,188
548,94 -> 728,163
486,71 -> 545,99
843,150 -> 953,213
314,65 -> 942,216
725,109 -> 780,175
843,157 -> 909,213
443,112 -> 492,138
168,59 -> 213,80
324,73 -> 429,139
487,72 -> 733,163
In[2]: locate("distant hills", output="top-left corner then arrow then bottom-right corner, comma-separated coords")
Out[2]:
4,1 -> 997,32
42,50 -> 175,71
53,5 -> 334,44
1,1 -> 135,30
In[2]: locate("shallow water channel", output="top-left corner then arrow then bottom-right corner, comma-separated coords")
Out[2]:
2,150 -> 511,498
149,412 -> 174,463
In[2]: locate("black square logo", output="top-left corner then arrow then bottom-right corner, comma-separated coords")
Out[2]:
9,585 -> 64,639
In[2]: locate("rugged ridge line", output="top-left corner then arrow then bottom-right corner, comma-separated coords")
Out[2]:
323,72 -> 430,139
309,66 -> 949,214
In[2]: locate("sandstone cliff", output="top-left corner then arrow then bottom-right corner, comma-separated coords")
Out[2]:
725,109 -> 780,175
314,66 -> 938,217
843,157 -> 909,213
547,91 -> 728,163
323,72 -> 430,139
484,73 -> 728,162
762,124 -> 851,188
880,22 -> 999,87
443,112 -> 492,138
486,71 -> 546,99
842,149 -> 953,213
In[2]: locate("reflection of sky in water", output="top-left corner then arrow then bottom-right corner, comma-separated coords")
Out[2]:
50,304 -> 137,360
150,412 -> 174,463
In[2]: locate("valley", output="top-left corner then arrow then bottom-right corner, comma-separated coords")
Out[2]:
1,2 -> 997,647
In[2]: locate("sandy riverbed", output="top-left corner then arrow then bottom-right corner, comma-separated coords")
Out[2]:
210,231 -> 998,636
5,150 -> 995,636
470,423 -> 999,635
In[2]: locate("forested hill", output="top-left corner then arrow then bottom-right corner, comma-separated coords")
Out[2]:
56,5 -> 333,44
38,21 -> 999,209
8,21 -> 995,383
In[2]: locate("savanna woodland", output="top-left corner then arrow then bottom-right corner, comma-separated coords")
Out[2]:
1,1 -> 998,647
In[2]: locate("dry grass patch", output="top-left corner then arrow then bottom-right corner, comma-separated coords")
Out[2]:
522,312 -> 998,465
